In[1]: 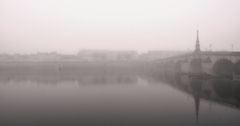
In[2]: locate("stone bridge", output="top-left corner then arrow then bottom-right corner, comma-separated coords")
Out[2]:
155,51 -> 240,79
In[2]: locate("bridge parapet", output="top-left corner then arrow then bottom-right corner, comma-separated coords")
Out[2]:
155,51 -> 240,79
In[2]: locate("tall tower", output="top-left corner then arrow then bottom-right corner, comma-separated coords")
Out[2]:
195,29 -> 201,54
190,29 -> 202,74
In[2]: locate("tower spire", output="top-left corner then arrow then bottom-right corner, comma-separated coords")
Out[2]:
197,29 -> 199,42
195,29 -> 200,53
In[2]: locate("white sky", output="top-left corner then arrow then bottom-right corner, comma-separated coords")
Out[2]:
0,0 -> 240,54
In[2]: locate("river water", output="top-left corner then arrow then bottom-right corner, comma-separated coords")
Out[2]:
0,74 -> 240,126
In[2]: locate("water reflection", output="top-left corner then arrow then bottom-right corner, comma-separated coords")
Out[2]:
0,73 -> 138,86
190,79 -> 202,123
175,77 -> 240,109
166,75 -> 240,124
0,71 -> 240,126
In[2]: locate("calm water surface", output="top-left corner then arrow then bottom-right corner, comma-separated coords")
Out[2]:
0,74 -> 240,126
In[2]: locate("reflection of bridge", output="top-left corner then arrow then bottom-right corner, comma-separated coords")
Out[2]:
156,30 -> 240,79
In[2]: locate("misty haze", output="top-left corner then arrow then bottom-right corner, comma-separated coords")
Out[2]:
0,0 -> 240,126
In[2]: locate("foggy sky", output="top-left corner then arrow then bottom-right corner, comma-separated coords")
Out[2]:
0,0 -> 240,54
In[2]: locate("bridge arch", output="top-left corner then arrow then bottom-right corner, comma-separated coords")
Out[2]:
212,59 -> 233,77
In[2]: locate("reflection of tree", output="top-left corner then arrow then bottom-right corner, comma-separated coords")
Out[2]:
213,79 -> 233,98
233,84 -> 240,102
234,61 -> 240,75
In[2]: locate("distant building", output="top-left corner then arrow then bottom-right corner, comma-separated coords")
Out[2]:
77,50 -> 138,61
140,50 -> 189,61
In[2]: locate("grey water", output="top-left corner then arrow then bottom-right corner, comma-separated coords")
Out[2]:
0,73 -> 240,126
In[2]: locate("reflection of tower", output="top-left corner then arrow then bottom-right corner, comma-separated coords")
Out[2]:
190,78 -> 202,123
193,93 -> 200,122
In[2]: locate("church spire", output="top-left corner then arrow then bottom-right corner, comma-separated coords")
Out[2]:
197,29 -> 199,42
195,29 -> 201,54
